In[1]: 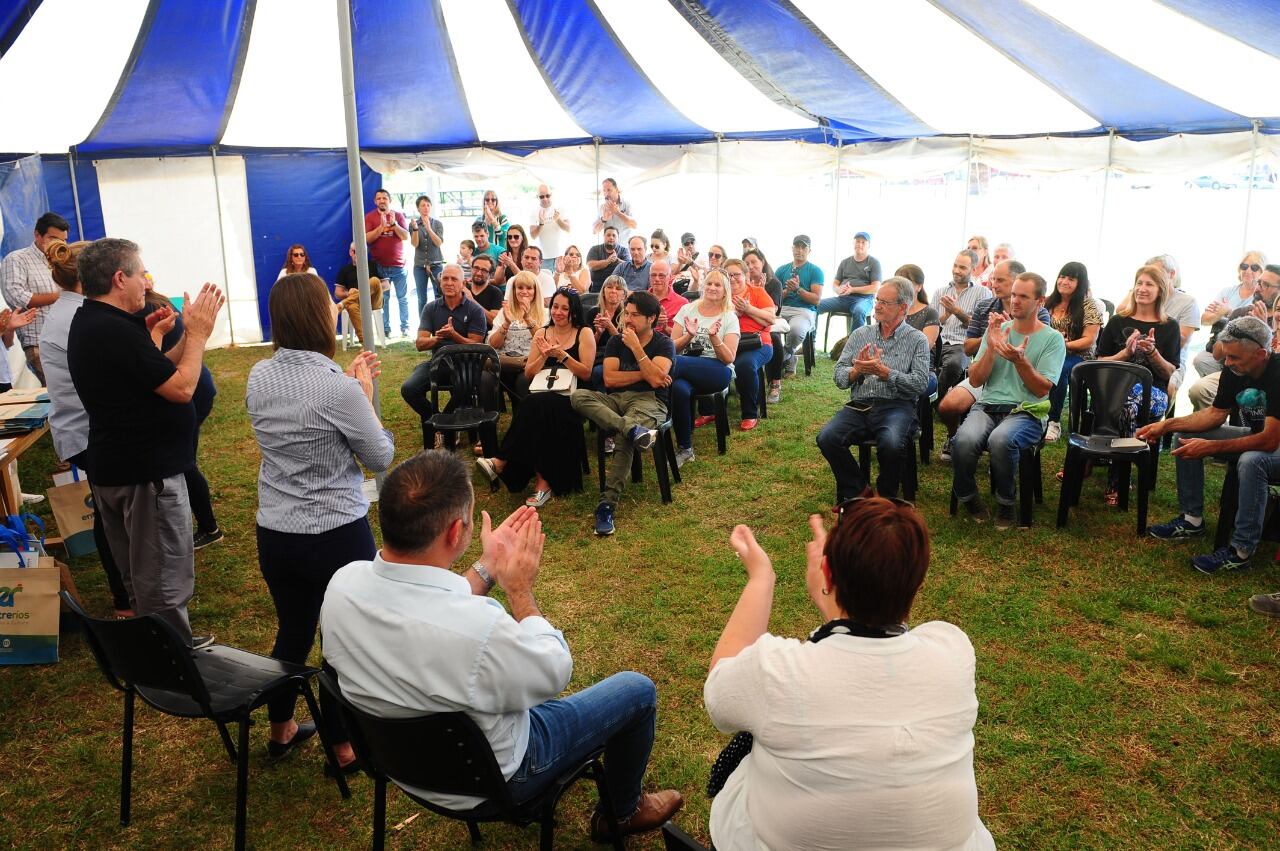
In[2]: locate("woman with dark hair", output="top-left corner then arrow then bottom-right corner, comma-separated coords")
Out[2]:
704,498 -> 994,851
649,229 -> 671,267
139,272 -> 224,549
493,223 -> 528,287
1044,261 -> 1103,440
476,287 -> 596,505
277,244 -> 317,278
896,263 -> 941,396
247,272 -> 394,770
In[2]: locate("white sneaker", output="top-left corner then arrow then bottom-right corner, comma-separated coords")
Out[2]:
675,447 -> 695,468
21,492 -> 44,505
1046,421 -> 1061,442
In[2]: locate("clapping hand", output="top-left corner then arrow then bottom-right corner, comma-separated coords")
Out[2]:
804,515 -> 839,619
0,307 -> 37,332
182,282 -> 225,341
708,319 -> 722,339
145,305 -> 177,347
438,318 -> 458,342
729,525 -> 773,580
682,316 -> 699,337
732,294 -> 750,313
853,343 -> 886,377
940,294 -> 958,316
1134,328 -> 1157,356
534,332 -> 566,361
344,350 -> 381,400
555,255 -> 565,275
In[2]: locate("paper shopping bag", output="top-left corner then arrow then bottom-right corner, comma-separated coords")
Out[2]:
48,479 -> 96,558
0,563 -> 59,664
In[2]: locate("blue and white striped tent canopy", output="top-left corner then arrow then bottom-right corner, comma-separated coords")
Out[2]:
2,0 -> 1278,155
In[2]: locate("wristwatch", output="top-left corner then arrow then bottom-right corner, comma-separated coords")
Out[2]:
472,560 -> 495,590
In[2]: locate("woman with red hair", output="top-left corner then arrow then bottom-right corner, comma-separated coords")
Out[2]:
704,496 -> 994,850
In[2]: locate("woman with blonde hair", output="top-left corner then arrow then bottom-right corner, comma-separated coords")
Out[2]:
669,268 -> 740,464
487,269 -> 545,401
587,274 -> 628,388
1202,249 -> 1268,325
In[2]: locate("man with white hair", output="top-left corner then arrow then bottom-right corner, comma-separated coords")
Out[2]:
1141,316 -> 1280,574
816,277 -> 930,502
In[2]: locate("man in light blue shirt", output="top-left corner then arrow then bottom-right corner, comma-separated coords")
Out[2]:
321,451 -> 683,841
615,236 -> 652,292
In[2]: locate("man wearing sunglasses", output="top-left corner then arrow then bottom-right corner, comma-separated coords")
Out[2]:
1189,264 -> 1280,410
529,185 -> 569,271
951,272 -> 1065,529
816,277 -> 930,503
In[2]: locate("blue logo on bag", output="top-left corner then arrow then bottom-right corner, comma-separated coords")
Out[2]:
0,584 -> 22,606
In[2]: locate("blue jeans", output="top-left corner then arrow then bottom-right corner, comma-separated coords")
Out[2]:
816,399 -> 916,501
817,294 -> 872,329
1173,426 -> 1280,555
1047,353 -> 1084,422
378,264 -> 409,334
670,355 -> 733,449
412,262 -> 443,315
952,406 -> 1044,505
733,345 -> 773,420
507,671 -> 657,820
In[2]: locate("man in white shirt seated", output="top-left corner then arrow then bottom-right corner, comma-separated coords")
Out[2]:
320,450 -> 682,842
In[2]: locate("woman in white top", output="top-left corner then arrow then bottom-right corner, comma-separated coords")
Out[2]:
704,497 -> 994,851
277,243 -> 318,279
1202,249 -> 1267,325
487,270 -> 544,401
669,269 -> 739,466
554,244 -> 590,293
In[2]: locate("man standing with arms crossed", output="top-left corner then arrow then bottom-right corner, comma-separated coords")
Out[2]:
67,237 -> 225,646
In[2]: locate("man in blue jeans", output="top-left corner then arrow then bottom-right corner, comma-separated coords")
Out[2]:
816,277 -> 929,502
818,230 -> 881,329
321,450 -> 683,840
363,189 -> 410,337
1141,316 -> 1280,573
952,272 -> 1066,529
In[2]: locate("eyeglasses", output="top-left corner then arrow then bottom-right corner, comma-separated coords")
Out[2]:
709,252 -> 723,259
484,197 -> 497,204
1241,263 -> 1263,272
566,252 -> 580,257
835,494 -> 915,521
650,244 -> 662,251
291,252 -> 305,257
727,272 -> 745,280
538,194 -> 551,199
874,297 -> 900,307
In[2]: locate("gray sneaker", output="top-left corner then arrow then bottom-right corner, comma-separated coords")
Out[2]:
995,503 -> 1017,530
675,446 -> 695,469
766,384 -> 781,405
961,496 -> 989,523
939,436 -> 955,463
1247,591 -> 1280,618
627,425 -> 657,450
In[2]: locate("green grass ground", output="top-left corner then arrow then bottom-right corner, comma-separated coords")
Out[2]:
1,342 -> 1278,850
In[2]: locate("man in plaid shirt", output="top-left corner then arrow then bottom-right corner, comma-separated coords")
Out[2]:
1,211 -> 70,384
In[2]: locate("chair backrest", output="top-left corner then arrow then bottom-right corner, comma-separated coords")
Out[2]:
317,670 -> 514,808
431,344 -> 500,410
60,591 -> 214,710
1067,360 -> 1153,437
580,291 -> 600,312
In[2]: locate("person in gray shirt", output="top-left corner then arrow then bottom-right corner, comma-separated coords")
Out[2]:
410,195 -> 445,312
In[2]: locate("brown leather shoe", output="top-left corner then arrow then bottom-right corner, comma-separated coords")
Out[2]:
590,789 -> 684,842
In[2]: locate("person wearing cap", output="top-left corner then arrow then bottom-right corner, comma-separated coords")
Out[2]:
740,237 -> 758,258
820,231 -> 882,331
672,232 -> 707,295
1141,315 -> 1280,574
775,235 -> 825,377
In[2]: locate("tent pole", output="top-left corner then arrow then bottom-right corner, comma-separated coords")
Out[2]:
209,145 -> 236,347
336,0 -> 381,427
1096,129 -> 1115,268
714,135 -> 722,239
67,147 -> 85,240
960,135 -> 973,244
831,139 -> 842,272
1242,119 -> 1260,255
593,137 -> 601,211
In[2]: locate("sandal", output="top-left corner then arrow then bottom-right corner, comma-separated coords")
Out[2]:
525,490 -> 552,508
1104,488 -> 1120,507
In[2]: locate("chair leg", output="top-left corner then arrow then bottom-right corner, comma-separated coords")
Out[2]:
373,778 -> 387,851
300,680 -> 350,799
630,444 -> 643,483
216,721 -> 238,764
715,394 -> 728,455
121,689 -> 134,826
596,430 -> 607,494
949,489 -> 959,516
758,367 -> 768,419
467,820 -> 482,844
1018,449 -> 1034,528
234,717 -> 250,851
666,426 -> 682,483
653,435 -> 673,503
539,799 -> 556,850
1057,446 -> 1076,528
1136,455 -> 1151,536
905,442 -> 918,502
590,760 -> 626,851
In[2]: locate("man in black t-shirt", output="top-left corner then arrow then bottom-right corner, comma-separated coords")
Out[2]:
571,291 -> 674,536
67,238 -> 225,646
463,254 -> 504,325
334,242 -> 383,343
1141,317 -> 1280,574
586,226 -> 625,292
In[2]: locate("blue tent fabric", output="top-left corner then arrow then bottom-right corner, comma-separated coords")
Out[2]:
40,155 -> 104,243
0,155 -> 46,256
243,152 -> 381,341
1159,0 -> 1280,62
83,0 -> 253,152
0,0 -> 39,58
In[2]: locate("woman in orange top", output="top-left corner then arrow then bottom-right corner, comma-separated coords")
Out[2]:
727,258 -> 778,428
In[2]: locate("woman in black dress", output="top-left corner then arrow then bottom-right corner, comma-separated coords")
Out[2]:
475,288 -> 596,506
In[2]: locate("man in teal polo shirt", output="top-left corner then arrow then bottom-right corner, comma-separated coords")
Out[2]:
774,234 -> 824,377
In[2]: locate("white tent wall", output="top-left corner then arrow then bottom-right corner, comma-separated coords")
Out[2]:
94,156 -> 262,347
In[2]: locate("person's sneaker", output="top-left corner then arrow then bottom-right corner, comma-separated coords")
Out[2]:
191,634 -> 216,650
603,437 -> 615,454
589,790 -> 684,842
938,436 -> 955,463
1148,515 -> 1206,540
1045,421 -> 1062,442
593,502 -> 616,537
675,446 -> 695,468
193,528 -> 225,550
1247,591 -> 1280,618
20,492 -> 44,505
995,503 -> 1017,530
767,384 -> 781,404
961,496 -> 989,523
627,425 -> 657,450
1191,546 -> 1251,574
475,456 -> 499,483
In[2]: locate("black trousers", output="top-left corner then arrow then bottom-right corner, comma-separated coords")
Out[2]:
257,516 -> 375,730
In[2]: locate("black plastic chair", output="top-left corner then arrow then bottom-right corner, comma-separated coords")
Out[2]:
918,389 -> 938,466
318,671 -> 623,851
1213,461 -> 1280,549
596,419 -> 682,503
948,419 -> 1047,527
857,426 -> 922,501
692,385 -> 731,455
802,329 -> 816,375
823,309 -> 854,352
61,593 -> 349,851
1056,361 -> 1156,535
428,344 -> 501,456
663,822 -> 710,850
